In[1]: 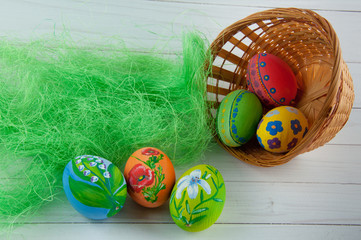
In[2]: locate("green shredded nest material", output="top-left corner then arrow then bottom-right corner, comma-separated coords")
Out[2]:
0,32 -> 213,229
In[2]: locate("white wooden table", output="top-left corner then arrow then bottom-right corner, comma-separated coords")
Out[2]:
1,1 -> 360,239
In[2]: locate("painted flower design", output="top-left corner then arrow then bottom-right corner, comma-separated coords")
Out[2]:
103,171 -> 111,178
257,135 -> 265,149
266,121 -> 283,136
287,138 -> 298,150
265,109 -> 280,118
291,119 -> 302,135
268,137 -> 281,149
95,159 -> 104,164
176,169 -> 211,200
285,107 -> 299,114
141,148 -> 160,156
98,164 -> 106,170
236,92 -> 244,102
89,162 -> 97,167
90,176 -> 99,183
128,164 -> 154,193
237,136 -> 246,144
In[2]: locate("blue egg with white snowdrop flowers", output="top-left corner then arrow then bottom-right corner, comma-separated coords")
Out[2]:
62,155 -> 127,219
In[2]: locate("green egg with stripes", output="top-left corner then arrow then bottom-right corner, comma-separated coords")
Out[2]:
216,89 -> 263,147
169,164 -> 225,232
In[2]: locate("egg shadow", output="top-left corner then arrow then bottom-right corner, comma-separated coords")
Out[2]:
109,193 -> 172,223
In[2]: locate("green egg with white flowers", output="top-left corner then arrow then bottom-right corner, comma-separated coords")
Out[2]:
216,89 -> 263,147
169,164 -> 225,232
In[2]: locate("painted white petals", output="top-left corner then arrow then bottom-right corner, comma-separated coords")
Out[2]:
175,169 -> 212,200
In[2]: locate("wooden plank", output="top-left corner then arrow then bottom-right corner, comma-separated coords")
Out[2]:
205,144 -> 361,184
11,182 -> 361,225
328,109 -> 361,145
7,224 -> 361,240
0,1 -> 360,239
9,181 -> 361,225
0,127 -> 358,186
348,63 -> 360,108
2,143 -> 361,200
0,1 -> 359,62
0,1 -> 359,108
11,144 -> 361,225
0,1 -> 359,98
156,0 -> 361,12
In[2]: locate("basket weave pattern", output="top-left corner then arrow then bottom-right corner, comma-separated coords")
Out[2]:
208,8 -> 354,167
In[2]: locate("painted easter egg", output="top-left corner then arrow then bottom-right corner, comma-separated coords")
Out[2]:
169,164 -> 225,232
62,155 -> 127,220
256,106 -> 308,153
216,89 -> 263,147
124,147 -> 175,208
247,53 -> 298,108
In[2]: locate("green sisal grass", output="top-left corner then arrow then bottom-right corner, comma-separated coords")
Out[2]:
0,32 -> 213,231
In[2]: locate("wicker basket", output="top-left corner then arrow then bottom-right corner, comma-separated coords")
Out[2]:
207,8 -> 354,167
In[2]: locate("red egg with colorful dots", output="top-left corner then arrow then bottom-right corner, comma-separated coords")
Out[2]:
246,53 -> 298,108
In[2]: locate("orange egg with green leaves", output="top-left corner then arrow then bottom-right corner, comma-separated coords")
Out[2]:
123,147 -> 175,208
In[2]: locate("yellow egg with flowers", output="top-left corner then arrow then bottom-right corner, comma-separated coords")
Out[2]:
256,106 -> 308,153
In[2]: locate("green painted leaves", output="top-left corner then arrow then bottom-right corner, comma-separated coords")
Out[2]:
68,177 -> 113,209
192,207 -> 208,214
64,155 -> 127,219
131,153 -> 166,203
169,164 -> 226,232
